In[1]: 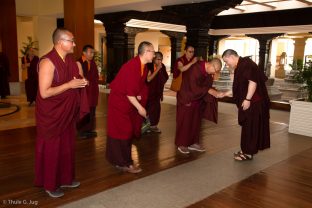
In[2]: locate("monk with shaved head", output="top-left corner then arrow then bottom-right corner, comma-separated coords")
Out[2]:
35,28 -> 89,198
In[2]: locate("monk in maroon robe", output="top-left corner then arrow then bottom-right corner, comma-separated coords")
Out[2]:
35,28 -> 89,198
23,48 -> 39,106
0,52 -> 10,99
146,52 -> 169,133
222,49 -> 270,161
175,58 -> 229,154
77,45 -> 99,138
171,45 -> 198,91
106,41 -> 154,173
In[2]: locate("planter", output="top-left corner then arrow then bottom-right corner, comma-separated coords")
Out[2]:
289,100 -> 312,137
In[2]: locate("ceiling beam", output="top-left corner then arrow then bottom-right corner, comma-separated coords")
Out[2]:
296,0 -> 312,5
245,0 -> 276,9
232,7 -> 245,12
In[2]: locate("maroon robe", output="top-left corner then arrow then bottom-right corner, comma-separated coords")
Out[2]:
106,56 -> 148,167
175,61 -> 217,147
146,63 -> 169,126
172,54 -> 194,78
25,56 -> 39,102
233,57 -> 270,155
77,57 -> 99,107
0,52 -> 10,98
35,48 -> 89,192
77,57 -> 99,132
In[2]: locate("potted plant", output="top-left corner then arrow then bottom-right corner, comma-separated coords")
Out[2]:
20,36 -> 38,56
93,51 -> 109,88
288,60 -> 312,137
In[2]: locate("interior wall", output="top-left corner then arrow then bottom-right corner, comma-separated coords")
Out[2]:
33,16 -> 56,57
16,16 -> 35,81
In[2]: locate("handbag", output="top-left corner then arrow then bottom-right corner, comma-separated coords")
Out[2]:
170,72 -> 182,92
141,117 -> 151,134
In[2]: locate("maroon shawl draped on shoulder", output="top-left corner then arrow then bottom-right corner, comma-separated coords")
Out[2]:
36,48 -> 89,139
177,61 -> 218,123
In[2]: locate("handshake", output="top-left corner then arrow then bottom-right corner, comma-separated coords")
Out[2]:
216,90 -> 232,98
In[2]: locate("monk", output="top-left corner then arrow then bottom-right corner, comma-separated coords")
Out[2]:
77,44 -> 99,139
35,28 -> 89,198
146,52 -> 169,133
222,49 -> 270,161
106,41 -> 154,173
175,58 -> 230,154
23,48 -> 39,106
171,45 -> 198,92
0,52 -> 10,99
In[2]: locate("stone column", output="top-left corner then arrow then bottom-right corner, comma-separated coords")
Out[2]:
161,31 -> 185,73
293,37 -> 308,61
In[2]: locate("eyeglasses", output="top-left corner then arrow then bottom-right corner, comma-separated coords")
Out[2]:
61,38 -> 75,44
146,50 -> 155,53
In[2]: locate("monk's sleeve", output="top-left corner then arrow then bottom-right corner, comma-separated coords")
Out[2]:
243,60 -> 258,83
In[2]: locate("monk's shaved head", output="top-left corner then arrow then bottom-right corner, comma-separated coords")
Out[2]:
52,28 -> 72,45
210,58 -> 222,71
222,49 -> 239,58
138,41 -> 153,55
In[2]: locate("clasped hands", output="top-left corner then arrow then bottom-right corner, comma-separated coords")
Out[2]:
68,77 -> 89,89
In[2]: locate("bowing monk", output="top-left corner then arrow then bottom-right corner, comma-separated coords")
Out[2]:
146,52 -> 169,133
35,28 -> 89,198
175,58 -> 230,154
77,45 -> 99,139
23,48 -> 39,106
222,49 -> 270,161
106,41 -> 154,173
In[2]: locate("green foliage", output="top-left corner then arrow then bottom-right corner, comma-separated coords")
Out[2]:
293,59 -> 312,102
93,51 -> 102,67
20,36 -> 38,56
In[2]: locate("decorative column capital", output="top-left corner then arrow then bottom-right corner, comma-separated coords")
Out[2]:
160,31 -> 185,39
124,26 -> 148,36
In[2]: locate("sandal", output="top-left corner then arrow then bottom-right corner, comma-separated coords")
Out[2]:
234,152 -> 253,161
234,150 -> 243,156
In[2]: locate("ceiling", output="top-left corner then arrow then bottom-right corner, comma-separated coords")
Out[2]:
218,0 -> 312,15
15,0 -> 312,17
93,0 -> 312,15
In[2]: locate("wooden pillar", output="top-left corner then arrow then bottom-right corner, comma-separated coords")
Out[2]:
161,31 -> 185,73
248,33 -> 283,72
64,0 -> 94,59
0,0 -> 18,82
